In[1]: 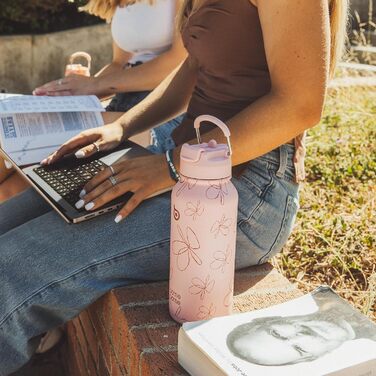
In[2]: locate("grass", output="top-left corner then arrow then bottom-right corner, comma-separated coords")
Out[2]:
351,0 -> 376,47
273,0 -> 376,323
272,83 -> 376,322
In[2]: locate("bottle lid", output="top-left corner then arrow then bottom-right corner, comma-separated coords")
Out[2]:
179,116 -> 232,180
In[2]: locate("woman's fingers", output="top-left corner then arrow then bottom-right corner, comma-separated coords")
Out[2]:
33,78 -> 70,95
75,176 -> 115,208
46,90 -> 72,96
81,179 -> 138,212
80,163 -> 132,196
75,162 -> 135,209
74,140 -> 107,159
75,154 -> 171,223
34,75 -> 92,96
115,190 -> 147,223
41,132 -> 99,165
78,166 -> 118,201
4,160 -> 13,169
41,122 -> 124,165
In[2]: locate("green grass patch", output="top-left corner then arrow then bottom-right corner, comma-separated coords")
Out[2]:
273,85 -> 376,321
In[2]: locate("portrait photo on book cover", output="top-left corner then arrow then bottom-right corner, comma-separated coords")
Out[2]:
226,288 -> 376,367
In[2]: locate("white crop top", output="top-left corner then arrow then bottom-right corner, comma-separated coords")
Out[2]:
111,0 -> 176,64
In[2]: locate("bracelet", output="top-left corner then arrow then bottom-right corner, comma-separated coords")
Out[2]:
165,149 -> 181,183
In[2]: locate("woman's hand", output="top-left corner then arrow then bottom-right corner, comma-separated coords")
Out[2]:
0,158 -> 14,184
75,153 -> 174,222
33,75 -> 97,96
41,122 -> 125,165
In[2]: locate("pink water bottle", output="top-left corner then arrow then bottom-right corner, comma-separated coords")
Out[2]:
169,115 -> 238,323
65,52 -> 91,77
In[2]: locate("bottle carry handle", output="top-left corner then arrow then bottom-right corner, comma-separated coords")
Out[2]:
193,115 -> 232,156
68,51 -> 91,71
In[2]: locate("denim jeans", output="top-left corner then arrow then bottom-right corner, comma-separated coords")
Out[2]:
0,141 -> 299,374
105,90 -> 150,112
147,116 -> 184,154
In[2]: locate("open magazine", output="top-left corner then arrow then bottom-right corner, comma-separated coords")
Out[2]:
0,94 -> 104,165
178,286 -> 376,376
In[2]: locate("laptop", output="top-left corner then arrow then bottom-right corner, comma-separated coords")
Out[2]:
0,141 -> 165,224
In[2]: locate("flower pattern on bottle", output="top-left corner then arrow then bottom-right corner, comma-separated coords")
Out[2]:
197,303 -> 216,320
189,275 -> 215,300
175,306 -> 187,323
176,176 -> 197,197
223,281 -> 233,307
205,180 -> 229,205
210,244 -> 232,273
172,224 -> 202,271
184,200 -> 204,221
173,205 -> 180,221
210,214 -> 232,238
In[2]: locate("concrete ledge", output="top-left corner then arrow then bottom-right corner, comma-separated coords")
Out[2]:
339,62 -> 376,73
0,24 -> 112,94
329,76 -> 376,89
64,264 -> 301,375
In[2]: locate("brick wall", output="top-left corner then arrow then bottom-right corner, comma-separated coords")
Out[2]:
64,264 -> 302,375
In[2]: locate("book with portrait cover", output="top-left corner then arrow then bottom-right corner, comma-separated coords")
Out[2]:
178,286 -> 376,376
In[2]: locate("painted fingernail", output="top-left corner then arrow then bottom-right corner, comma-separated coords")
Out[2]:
79,189 -> 86,198
85,202 -> 95,210
75,150 -> 86,159
4,160 -> 13,169
114,215 -> 123,223
75,200 -> 85,209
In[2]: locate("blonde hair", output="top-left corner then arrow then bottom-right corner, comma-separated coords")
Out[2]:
178,0 -> 349,78
81,0 -> 155,22
177,0 -> 192,31
329,0 -> 349,77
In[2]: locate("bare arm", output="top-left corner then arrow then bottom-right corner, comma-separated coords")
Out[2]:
34,0 -> 187,97
94,0 -> 187,95
45,0 -> 330,221
92,43 -> 132,80
45,56 -> 198,164
117,56 -> 197,138
94,33 -> 187,95
173,0 -> 330,168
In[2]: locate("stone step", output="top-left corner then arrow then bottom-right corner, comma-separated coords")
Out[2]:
64,264 -> 301,376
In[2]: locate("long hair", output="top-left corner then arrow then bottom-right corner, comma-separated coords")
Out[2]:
328,0 -> 349,77
81,0 -> 155,22
178,0 -> 349,78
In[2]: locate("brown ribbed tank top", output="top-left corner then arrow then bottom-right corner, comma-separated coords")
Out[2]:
172,0 -> 306,182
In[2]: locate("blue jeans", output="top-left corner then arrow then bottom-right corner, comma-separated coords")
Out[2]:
0,142 -> 299,374
105,90 -> 150,112
147,116 -> 184,154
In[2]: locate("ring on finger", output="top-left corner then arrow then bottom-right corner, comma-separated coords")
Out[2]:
108,165 -> 115,176
109,176 -> 117,186
58,79 -> 63,86
93,142 -> 100,153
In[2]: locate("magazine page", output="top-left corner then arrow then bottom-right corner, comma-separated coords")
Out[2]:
6,147 -> 59,167
0,94 -> 22,100
0,95 -> 104,113
183,288 -> 376,376
0,112 -> 104,165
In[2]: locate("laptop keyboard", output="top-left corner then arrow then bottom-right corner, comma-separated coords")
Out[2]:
33,160 -> 105,209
